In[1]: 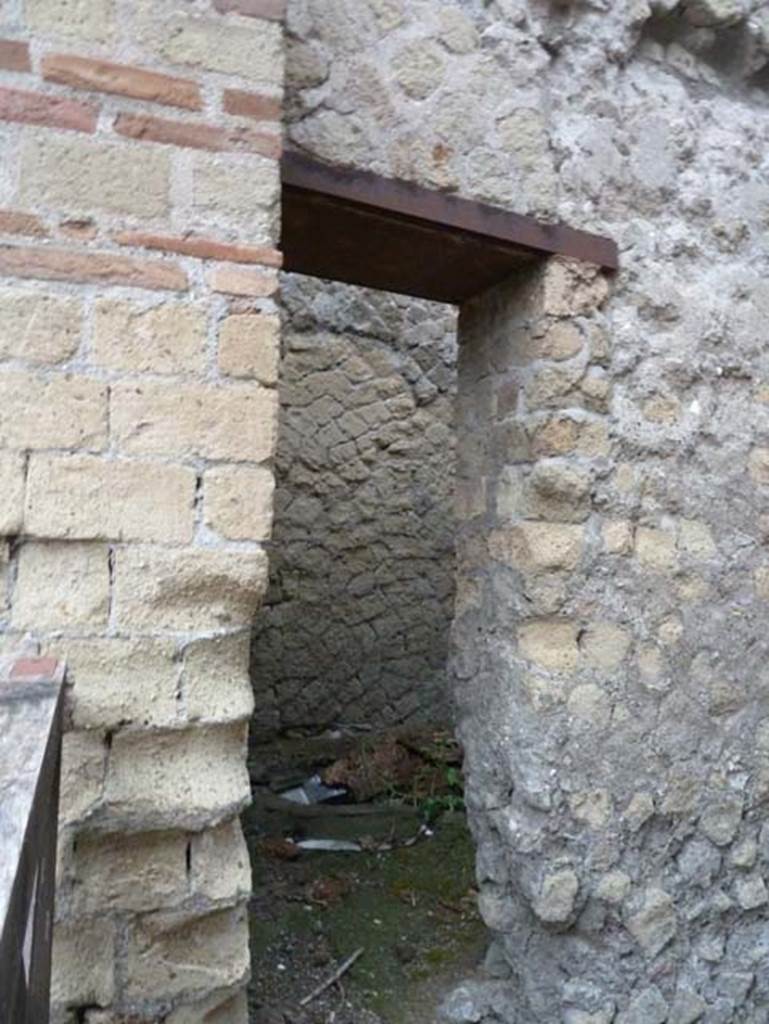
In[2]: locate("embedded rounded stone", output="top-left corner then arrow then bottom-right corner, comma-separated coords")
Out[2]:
699,796 -> 743,847
533,867 -> 579,924
677,838 -> 722,884
635,527 -> 678,572
391,41 -> 445,99
569,789 -> 612,830
616,986 -> 668,1024
439,988 -> 484,1023
596,871 -> 631,904
731,838 -> 759,869
518,620 -> 579,672
567,684 -> 611,730
678,518 -> 717,559
287,38 -> 329,90
438,7 -> 479,52
683,0 -> 750,26
748,447 -> 769,485
626,888 -> 676,957
564,1013 -> 614,1024
623,792 -> 655,832
580,622 -> 632,670
735,874 -> 768,910
527,461 -> 592,522
669,988 -> 707,1024
537,321 -> 584,361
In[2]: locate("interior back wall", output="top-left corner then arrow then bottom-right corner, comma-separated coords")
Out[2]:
250,273 -> 457,738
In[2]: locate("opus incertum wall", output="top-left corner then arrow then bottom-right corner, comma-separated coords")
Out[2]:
287,3 -> 769,1022
0,1 -> 283,1019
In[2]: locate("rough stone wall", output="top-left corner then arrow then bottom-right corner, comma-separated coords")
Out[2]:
0,2 -> 283,1020
287,2 -> 769,1021
284,0 -> 559,215
251,273 -> 457,738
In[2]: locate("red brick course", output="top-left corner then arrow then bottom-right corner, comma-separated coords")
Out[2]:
0,39 -> 31,73
0,85 -> 98,132
113,230 -> 282,268
114,111 -> 281,159
9,656 -> 62,682
223,88 -> 281,123
0,210 -> 48,237
0,244 -> 188,291
42,53 -> 202,110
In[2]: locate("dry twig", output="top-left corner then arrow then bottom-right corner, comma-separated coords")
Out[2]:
298,948 -> 364,1007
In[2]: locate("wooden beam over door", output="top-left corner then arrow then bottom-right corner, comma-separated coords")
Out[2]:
280,151 -> 618,305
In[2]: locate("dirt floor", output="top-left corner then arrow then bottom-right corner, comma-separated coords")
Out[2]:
246,812 -> 485,1024
245,728 -> 487,1024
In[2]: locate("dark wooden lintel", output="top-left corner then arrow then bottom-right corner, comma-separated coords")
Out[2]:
280,151 -> 618,305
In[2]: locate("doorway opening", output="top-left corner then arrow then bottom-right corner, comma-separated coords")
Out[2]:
252,273 -> 457,739
243,153 -> 619,1024
245,271 -> 488,1023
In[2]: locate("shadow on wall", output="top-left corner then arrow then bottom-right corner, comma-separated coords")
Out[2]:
250,273 -> 458,740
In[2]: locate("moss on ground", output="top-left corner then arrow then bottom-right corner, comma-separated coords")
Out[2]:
249,812 -> 485,1023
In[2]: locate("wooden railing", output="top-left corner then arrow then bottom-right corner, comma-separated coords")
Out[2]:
0,657 -> 65,1024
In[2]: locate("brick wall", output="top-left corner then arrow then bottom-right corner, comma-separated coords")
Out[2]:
0,2 -> 284,1020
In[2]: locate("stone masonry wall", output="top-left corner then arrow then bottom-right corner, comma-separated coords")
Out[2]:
251,273 -> 457,738
287,2 -> 769,1021
0,2 -> 284,1020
